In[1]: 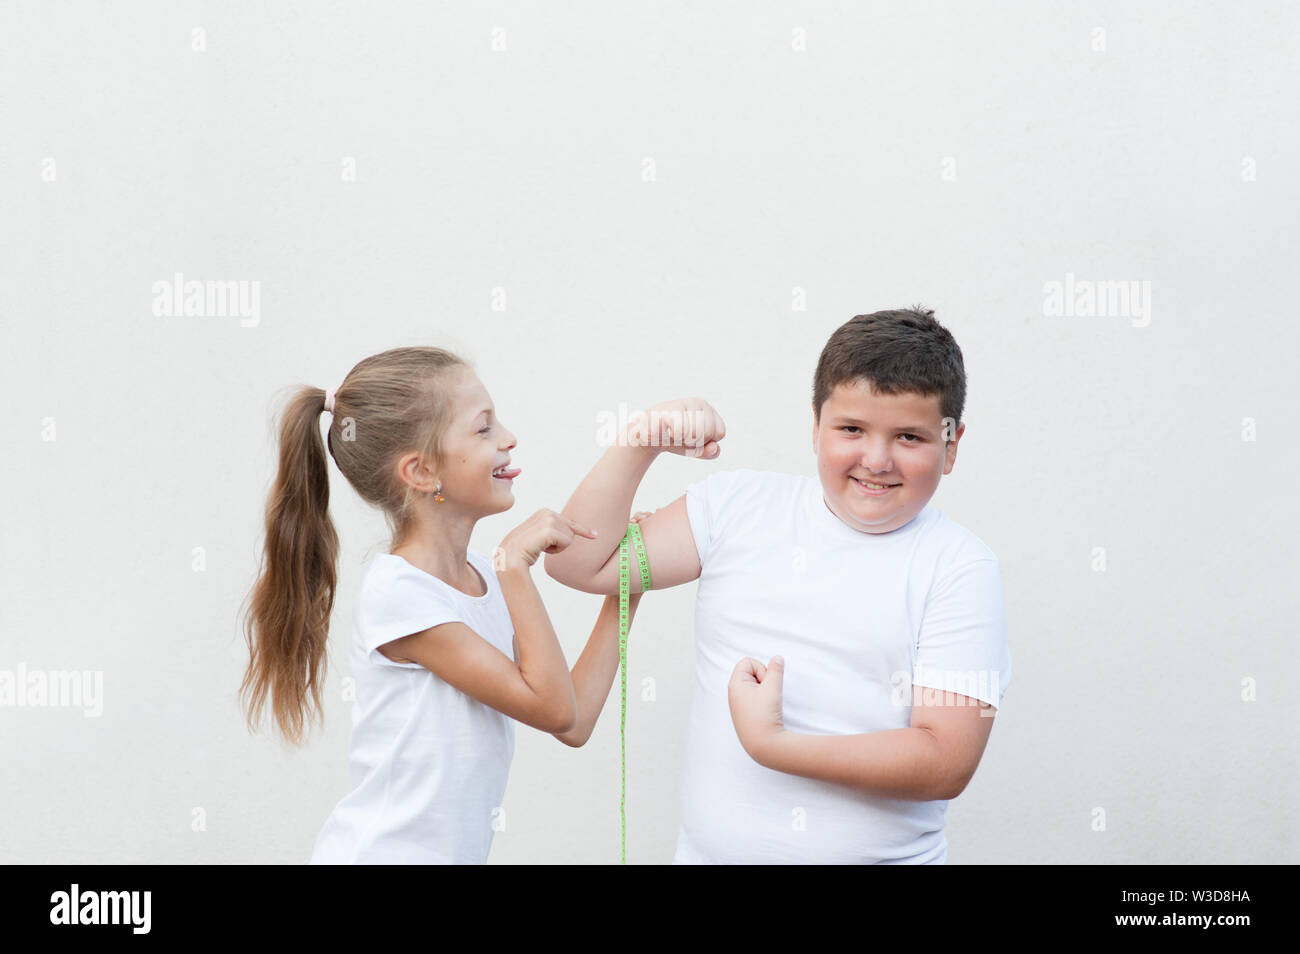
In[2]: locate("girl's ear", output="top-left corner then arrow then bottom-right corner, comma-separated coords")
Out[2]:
396,451 -> 440,494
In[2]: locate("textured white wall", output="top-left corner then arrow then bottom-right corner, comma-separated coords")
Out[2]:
2,1 -> 1296,864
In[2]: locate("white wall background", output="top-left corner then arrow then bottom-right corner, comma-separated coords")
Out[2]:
2,1 -> 1296,864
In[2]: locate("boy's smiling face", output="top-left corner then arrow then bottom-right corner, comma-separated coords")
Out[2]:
812,378 -> 963,534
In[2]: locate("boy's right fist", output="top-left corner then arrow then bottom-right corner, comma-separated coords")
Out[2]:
623,398 -> 726,459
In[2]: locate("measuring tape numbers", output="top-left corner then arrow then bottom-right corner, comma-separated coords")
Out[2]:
617,519 -> 652,864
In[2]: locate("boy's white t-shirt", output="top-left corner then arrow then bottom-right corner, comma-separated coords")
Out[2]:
675,469 -> 1012,864
310,548 -> 516,864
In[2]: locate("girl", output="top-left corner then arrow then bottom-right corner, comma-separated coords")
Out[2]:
238,346 -> 643,863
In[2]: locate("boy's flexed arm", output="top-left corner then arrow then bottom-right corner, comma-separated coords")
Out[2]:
727,656 -> 996,801
544,398 -> 726,595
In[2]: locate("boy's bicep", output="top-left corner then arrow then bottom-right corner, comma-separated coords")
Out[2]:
588,494 -> 702,594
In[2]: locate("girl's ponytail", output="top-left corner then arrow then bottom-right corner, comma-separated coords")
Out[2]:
239,386 -> 340,745
239,346 -> 470,744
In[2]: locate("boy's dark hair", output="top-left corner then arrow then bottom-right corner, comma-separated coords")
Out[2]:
812,305 -> 966,436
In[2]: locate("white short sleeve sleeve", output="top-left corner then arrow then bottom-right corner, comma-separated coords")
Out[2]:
684,469 -> 745,568
912,557 -> 1012,709
356,568 -> 464,671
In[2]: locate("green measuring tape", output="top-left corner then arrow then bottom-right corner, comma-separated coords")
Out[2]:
617,519 -> 652,864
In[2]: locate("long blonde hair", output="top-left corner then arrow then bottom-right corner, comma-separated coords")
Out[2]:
238,346 -> 469,744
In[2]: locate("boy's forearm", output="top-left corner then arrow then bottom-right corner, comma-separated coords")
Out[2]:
754,727 -> 954,801
544,441 -> 661,588
554,593 -> 641,747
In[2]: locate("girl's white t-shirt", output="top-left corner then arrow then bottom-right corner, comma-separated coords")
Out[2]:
674,469 -> 1012,864
310,548 -> 516,864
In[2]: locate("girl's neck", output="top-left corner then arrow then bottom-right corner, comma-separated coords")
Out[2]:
391,514 -> 480,593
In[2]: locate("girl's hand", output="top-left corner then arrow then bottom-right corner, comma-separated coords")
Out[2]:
727,655 -> 786,765
498,509 -> 599,569
622,398 -> 725,460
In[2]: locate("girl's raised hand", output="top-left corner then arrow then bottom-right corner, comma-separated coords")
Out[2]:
623,397 -> 725,460
498,509 -> 599,569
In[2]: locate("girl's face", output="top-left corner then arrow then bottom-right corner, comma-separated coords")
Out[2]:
430,369 -> 519,515
812,379 -> 962,534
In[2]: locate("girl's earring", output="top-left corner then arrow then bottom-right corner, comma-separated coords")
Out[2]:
434,483 -> 444,503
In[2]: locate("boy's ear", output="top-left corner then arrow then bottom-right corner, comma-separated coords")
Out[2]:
942,422 -> 966,474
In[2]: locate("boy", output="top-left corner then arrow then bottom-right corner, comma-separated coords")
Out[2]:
544,306 -> 1012,864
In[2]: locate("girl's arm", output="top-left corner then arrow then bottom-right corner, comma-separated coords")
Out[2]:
494,557 -> 579,732
386,559 -> 579,734
382,509 -> 594,733
551,510 -> 650,747
553,590 -> 643,747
